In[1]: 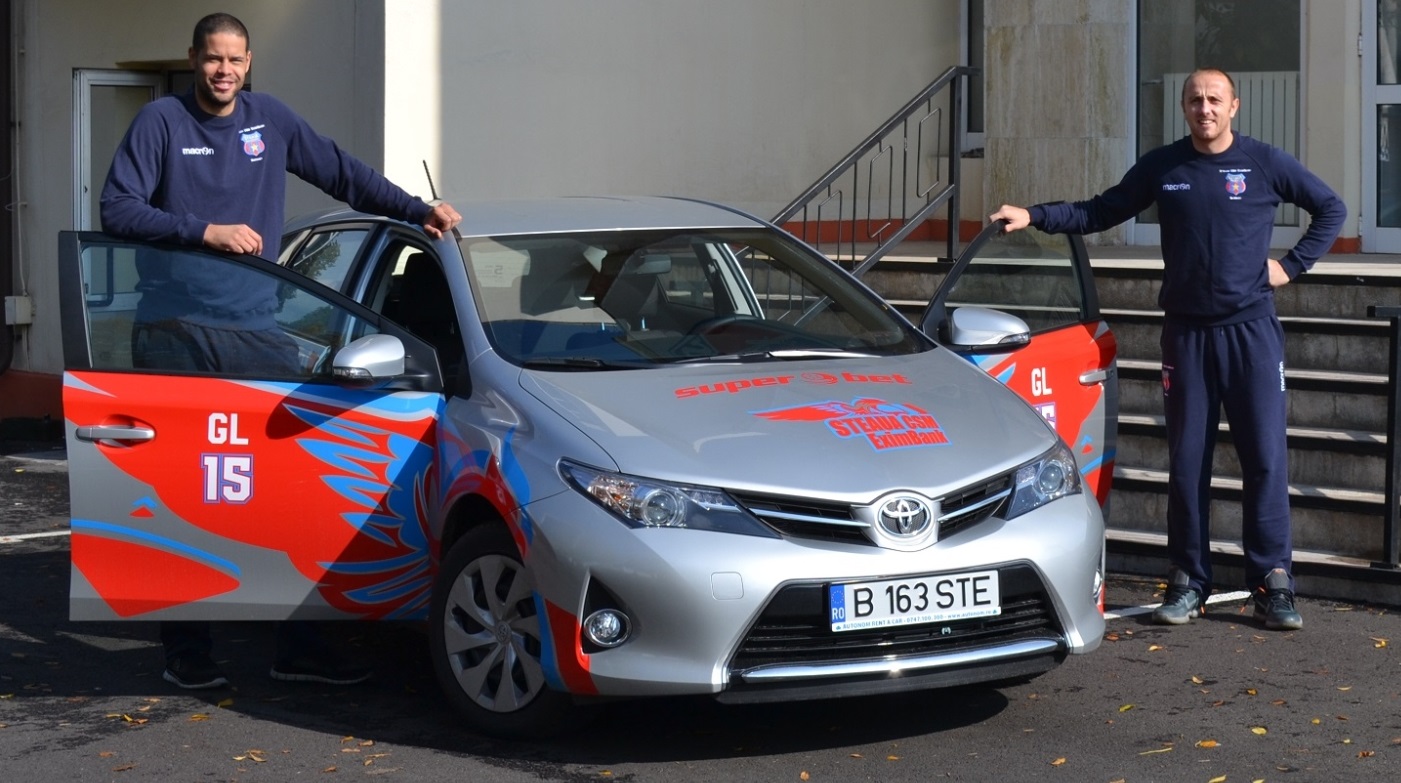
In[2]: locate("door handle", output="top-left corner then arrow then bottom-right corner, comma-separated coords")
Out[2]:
1079,368 -> 1109,385
75,424 -> 155,442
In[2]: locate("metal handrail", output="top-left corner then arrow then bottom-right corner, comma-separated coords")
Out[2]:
1367,304 -> 1401,569
773,66 -> 978,274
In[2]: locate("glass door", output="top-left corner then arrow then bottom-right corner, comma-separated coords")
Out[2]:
72,70 -> 163,231
1365,1 -> 1401,251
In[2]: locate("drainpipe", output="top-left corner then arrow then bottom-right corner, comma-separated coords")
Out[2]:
0,0 -> 14,377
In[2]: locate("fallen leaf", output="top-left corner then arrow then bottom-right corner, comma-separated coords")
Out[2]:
1208,775 -> 1226,783
1051,757 -> 1067,766
1372,638 -> 1388,649
1191,676 -> 1204,684
321,767 -> 336,773
1119,704 -> 1135,712
1338,686 -> 1353,692
217,698 -> 234,708
1196,739 -> 1220,748
1148,644 -> 1163,652
1312,718 -> 1322,725
189,714 -> 211,722
1251,726 -> 1267,735
111,763 -> 136,772
1359,750 -> 1376,758
1138,747 -> 1173,756
886,755 -> 900,761
1245,688 -> 1258,696
359,740 -> 375,747
1344,738 -> 1354,745
849,753 -> 863,759
1271,699 -> 1287,706
800,772 -> 810,781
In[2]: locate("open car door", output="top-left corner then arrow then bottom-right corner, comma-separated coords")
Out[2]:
920,221 -> 1118,507
58,232 -> 445,622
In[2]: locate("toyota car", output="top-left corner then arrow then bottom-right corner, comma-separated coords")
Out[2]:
59,196 -> 1116,737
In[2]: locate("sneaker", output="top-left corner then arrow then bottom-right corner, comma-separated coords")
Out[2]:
270,653 -> 372,685
1151,569 -> 1202,625
163,653 -> 230,690
1253,568 -> 1303,631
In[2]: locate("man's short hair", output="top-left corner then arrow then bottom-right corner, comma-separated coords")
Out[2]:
1183,68 -> 1236,101
192,12 -> 250,53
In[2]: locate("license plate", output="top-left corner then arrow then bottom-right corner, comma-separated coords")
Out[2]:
828,570 -> 1001,632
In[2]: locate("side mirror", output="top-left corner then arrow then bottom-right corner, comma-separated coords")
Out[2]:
947,306 -> 1031,351
332,333 -> 406,386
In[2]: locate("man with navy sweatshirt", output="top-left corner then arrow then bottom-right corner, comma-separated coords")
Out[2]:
991,68 -> 1345,632
99,12 -> 461,689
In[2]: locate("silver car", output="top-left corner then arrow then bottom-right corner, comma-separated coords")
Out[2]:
59,196 -> 1115,738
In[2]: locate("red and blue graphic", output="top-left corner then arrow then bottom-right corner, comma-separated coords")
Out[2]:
1225,172 -> 1247,196
753,397 -> 950,451
66,372 -> 440,620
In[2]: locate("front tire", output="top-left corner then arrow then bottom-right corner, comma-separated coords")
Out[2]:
429,524 -> 574,738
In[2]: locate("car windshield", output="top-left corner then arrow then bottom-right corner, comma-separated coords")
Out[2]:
460,228 -> 928,366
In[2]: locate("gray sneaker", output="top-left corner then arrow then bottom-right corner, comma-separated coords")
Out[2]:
1253,568 -> 1303,631
1151,569 -> 1202,625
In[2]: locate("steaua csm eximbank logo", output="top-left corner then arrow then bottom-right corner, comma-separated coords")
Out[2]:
752,397 -> 950,451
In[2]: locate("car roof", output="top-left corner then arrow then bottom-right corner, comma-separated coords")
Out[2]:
284,196 -> 770,238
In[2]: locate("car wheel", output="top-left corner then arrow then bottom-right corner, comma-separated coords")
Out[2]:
429,524 -> 575,738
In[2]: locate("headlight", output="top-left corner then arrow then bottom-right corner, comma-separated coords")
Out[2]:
1004,441 -> 1082,519
559,461 -> 779,538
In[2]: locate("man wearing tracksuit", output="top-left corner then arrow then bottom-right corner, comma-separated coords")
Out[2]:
990,68 -> 1346,631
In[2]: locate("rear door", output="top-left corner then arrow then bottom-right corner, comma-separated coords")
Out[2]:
921,222 -> 1118,506
59,232 -> 445,622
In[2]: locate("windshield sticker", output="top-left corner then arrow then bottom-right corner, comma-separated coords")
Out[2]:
752,397 -> 950,451
675,371 -> 911,399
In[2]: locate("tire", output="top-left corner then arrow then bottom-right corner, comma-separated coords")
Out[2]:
429,524 -> 575,738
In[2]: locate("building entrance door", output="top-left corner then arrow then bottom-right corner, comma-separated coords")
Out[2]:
1364,1 -> 1401,252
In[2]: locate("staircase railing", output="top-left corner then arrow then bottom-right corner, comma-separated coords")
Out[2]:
773,66 -> 978,278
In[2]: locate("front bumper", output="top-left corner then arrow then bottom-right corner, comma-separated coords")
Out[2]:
522,487 -> 1105,700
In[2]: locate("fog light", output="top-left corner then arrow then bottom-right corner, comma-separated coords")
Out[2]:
583,609 -> 631,647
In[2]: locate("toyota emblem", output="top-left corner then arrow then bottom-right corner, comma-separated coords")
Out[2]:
877,495 -> 932,537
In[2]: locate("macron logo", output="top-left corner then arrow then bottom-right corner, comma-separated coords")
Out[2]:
1161,183 -> 1191,192
182,147 -> 215,156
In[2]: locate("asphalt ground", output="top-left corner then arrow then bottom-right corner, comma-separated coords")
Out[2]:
4,444 -> 1401,782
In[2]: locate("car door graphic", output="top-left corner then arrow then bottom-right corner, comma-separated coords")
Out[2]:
921,221 -> 1118,507
59,233 -> 445,622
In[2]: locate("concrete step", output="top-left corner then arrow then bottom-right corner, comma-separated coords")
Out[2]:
1105,310 -> 1391,375
1117,413 -> 1387,492
1117,358 -> 1389,431
1109,466 -> 1384,562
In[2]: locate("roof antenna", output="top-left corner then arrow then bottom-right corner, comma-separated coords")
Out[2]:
423,160 -> 439,201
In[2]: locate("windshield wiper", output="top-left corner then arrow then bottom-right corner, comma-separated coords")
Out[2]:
520,357 -> 648,371
669,348 -> 875,365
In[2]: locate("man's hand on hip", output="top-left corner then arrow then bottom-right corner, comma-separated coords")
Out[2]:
204,224 -> 264,256
1267,258 -> 1290,288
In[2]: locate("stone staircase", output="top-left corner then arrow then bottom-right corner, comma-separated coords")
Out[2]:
859,243 -> 1401,604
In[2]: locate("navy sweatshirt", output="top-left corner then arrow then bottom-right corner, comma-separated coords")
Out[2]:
100,89 -> 432,328
1029,134 -> 1346,326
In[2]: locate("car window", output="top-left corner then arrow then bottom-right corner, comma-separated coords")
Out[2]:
284,228 -> 370,292
461,228 -> 926,365
940,228 -> 1087,334
78,242 -> 379,379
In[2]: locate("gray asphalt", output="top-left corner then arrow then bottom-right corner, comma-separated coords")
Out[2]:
4,443 -> 1401,782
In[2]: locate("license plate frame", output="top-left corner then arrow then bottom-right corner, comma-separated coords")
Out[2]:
828,569 -> 1001,632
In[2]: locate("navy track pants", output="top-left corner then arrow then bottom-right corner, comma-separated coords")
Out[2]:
1160,315 -> 1292,595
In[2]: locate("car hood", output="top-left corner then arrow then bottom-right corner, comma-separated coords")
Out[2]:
518,351 -> 1058,501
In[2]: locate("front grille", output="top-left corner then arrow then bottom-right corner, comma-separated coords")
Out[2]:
730,472 -> 1012,547
727,564 -> 1061,678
